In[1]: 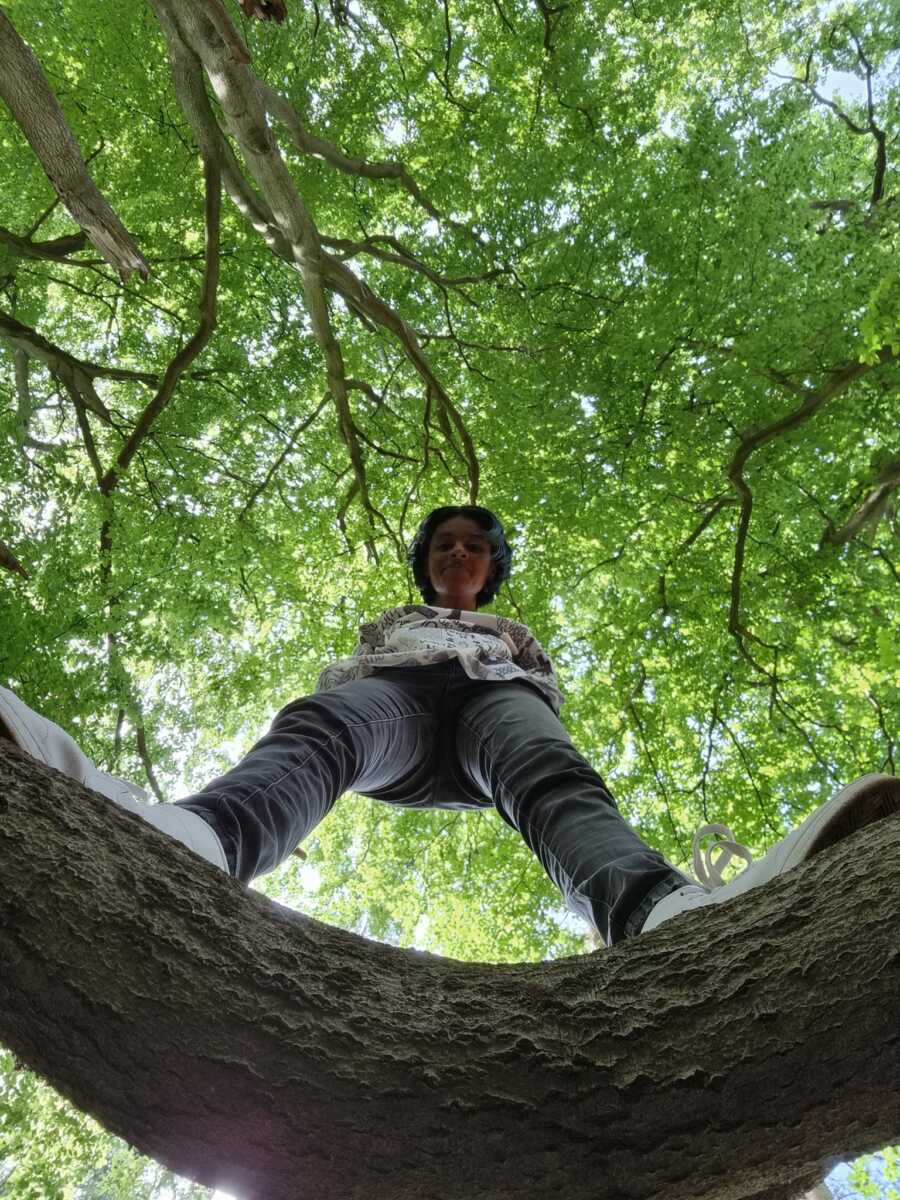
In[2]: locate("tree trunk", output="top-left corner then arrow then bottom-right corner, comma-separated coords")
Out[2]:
1,739 -> 898,1200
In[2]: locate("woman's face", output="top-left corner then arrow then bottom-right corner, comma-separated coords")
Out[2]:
426,517 -> 495,609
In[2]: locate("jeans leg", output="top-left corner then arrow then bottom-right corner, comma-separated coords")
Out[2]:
454,682 -> 693,945
177,668 -> 442,883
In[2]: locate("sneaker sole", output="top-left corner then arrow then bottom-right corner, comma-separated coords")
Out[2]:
784,773 -> 900,869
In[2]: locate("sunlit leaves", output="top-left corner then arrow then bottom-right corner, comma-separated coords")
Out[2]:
1,0 -> 898,1193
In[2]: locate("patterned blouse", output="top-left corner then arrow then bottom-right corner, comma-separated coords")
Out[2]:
315,605 -> 564,714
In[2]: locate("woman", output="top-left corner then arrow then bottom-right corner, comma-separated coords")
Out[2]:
2,505 -> 898,944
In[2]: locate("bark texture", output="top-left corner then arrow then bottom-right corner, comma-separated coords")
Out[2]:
0,6 -> 149,279
1,739 -> 898,1200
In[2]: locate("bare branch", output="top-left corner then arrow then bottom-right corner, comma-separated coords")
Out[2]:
151,6 -> 291,258
671,495 -> 736,560
0,8 -> 149,279
866,690 -> 896,775
492,0 -> 516,34
726,347 -> 898,648
324,252 -> 481,501
346,376 -> 411,430
66,381 -> 105,487
99,161 -> 221,496
418,330 -> 548,355
822,459 -> 900,546
159,0 -> 383,528
841,23 -> 887,205
134,722 -> 165,801
353,424 -> 420,465
0,225 -> 88,263
321,234 -> 505,293
151,0 -> 481,512
0,309 -> 116,420
762,366 -> 813,399
239,394 -> 329,519
239,0 -> 288,22
875,547 -> 900,587
716,716 -> 781,840
0,537 -> 28,578
625,664 -> 689,862
1,305 -> 216,441
809,199 -> 854,213
772,26 -> 888,207
535,0 -> 568,52
151,0 -> 441,535
12,348 -> 41,449
257,79 -> 471,234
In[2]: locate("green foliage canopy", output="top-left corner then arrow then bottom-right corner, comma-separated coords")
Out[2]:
0,0 -> 897,1194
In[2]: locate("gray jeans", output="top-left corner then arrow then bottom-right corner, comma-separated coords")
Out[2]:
177,660 -> 691,944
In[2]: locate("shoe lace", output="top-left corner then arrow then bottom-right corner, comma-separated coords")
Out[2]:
692,823 -> 754,889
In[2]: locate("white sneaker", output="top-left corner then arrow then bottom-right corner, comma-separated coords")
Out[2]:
0,684 -> 227,871
114,794 -> 228,870
642,773 -> 900,934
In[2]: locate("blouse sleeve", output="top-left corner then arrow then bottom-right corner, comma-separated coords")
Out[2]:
497,616 -> 562,697
354,606 -> 405,655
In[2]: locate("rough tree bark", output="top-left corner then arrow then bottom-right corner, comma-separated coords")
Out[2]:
0,6 -> 149,279
1,739 -> 898,1200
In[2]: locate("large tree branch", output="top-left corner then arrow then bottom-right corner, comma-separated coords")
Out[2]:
160,0 -> 484,509
150,0 -> 432,540
150,0 -> 465,540
1,741 -> 899,1199
152,9 -> 291,257
0,309 -> 218,437
0,7 -> 149,279
151,0 -> 482,510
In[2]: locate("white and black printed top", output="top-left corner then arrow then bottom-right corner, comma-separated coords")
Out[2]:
315,605 -> 564,715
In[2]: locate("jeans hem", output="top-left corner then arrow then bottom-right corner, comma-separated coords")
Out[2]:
623,872 -> 696,940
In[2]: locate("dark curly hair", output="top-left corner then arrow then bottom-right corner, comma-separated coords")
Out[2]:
406,506 -> 512,609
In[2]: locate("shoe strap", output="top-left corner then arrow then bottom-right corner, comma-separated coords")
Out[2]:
692,822 -> 754,888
